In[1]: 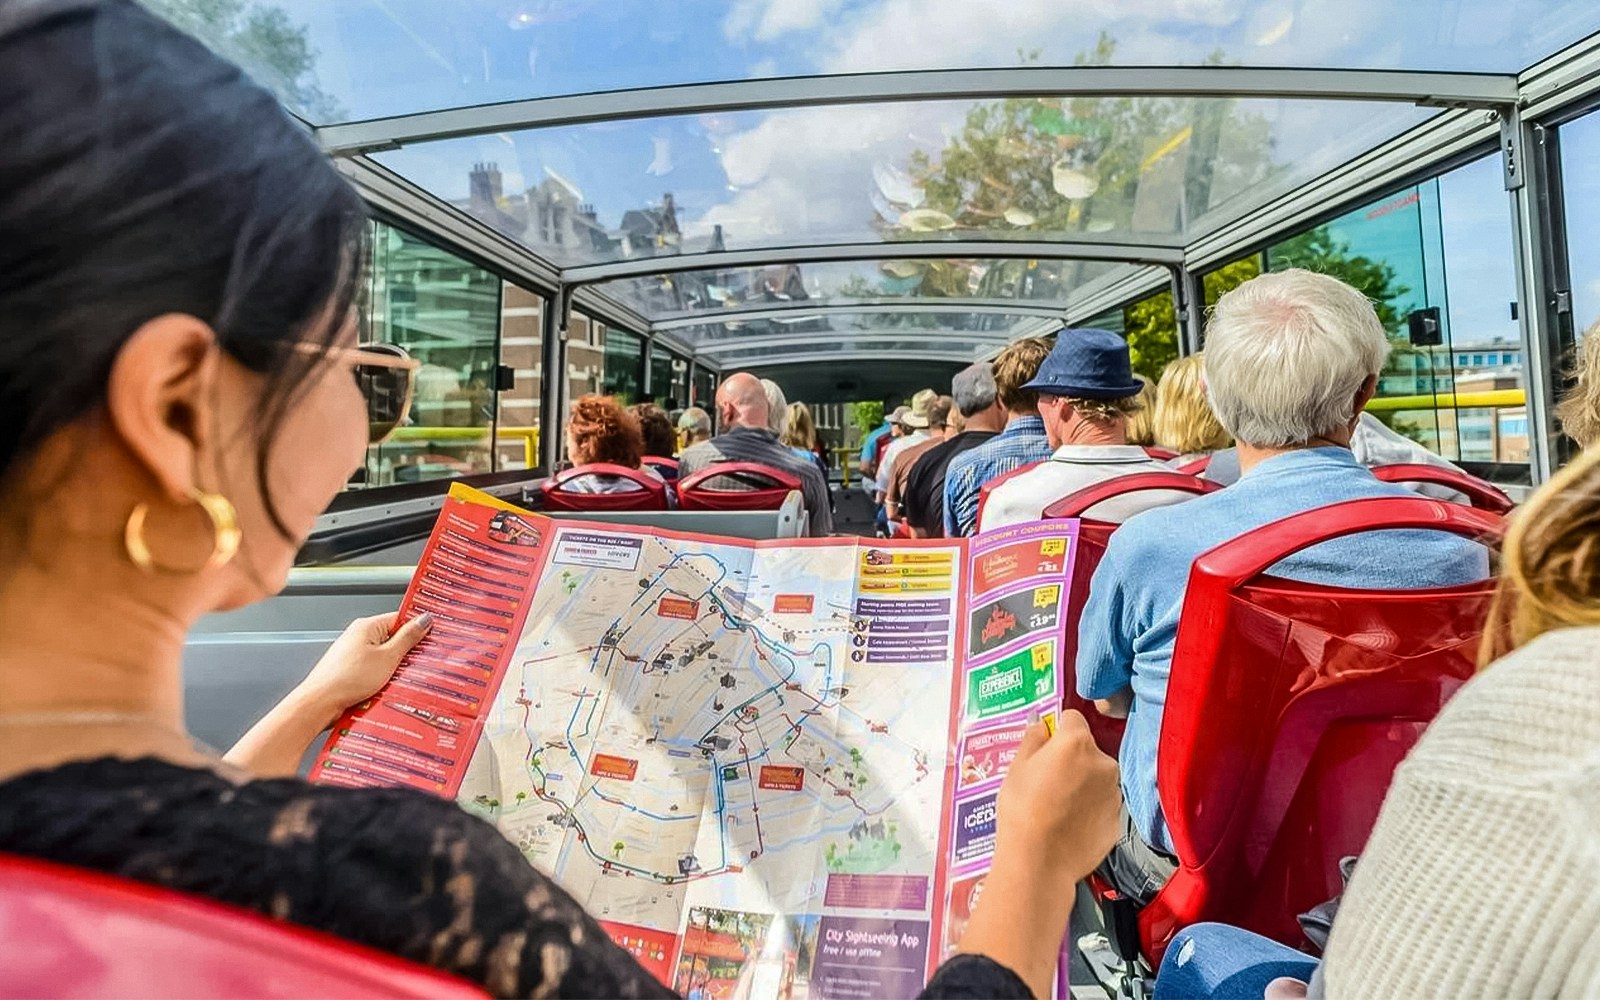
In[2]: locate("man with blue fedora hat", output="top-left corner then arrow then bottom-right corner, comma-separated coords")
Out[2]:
978,328 -> 1192,531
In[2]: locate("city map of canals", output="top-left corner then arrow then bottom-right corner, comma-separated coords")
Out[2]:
458,528 -> 961,931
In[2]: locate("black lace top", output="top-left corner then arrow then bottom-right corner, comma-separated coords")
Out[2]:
0,758 -> 1030,999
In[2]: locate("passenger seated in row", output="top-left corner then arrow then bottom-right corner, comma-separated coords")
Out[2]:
904,364 -> 1006,537
978,329 -> 1183,531
679,372 -> 833,536
886,395 -> 953,528
1160,442 -> 1600,999
629,402 -> 679,475
676,405 -> 712,451
561,395 -> 666,494
1078,269 -> 1491,904
1152,353 -> 1231,464
944,338 -> 1054,536
1123,374 -> 1158,448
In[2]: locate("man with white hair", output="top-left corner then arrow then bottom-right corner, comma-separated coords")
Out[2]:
679,372 -> 832,536
1076,269 -> 1489,904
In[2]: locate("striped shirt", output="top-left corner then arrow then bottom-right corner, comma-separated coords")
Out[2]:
678,426 -> 833,536
942,415 -> 1053,537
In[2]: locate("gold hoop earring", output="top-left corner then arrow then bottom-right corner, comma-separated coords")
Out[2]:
124,487 -> 242,575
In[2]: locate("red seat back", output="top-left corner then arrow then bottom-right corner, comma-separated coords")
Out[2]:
1143,446 -> 1179,461
0,855 -> 483,999
677,462 -> 802,512
1370,462 -> 1514,514
539,463 -> 669,512
1044,473 -> 1223,757
641,455 -> 680,481
1174,455 -> 1211,476
975,460 -> 1044,525
1139,497 -> 1504,963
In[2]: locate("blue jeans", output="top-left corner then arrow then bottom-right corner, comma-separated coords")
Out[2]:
1154,923 -> 1319,1000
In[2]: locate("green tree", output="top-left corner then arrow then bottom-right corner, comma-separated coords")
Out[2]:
851,401 -> 885,434
1120,256 -> 1262,379
1266,226 -> 1411,334
894,35 -> 1273,306
141,0 -> 340,120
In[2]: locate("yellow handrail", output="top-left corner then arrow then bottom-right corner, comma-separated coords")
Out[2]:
1366,389 -> 1526,412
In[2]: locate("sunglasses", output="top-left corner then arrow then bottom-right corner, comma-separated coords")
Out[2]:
297,342 -> 421,444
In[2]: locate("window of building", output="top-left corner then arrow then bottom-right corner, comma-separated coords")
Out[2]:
494,284 -> 544,471
358,220 -> 502,488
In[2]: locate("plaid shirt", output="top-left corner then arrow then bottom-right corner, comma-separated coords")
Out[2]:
942,415 -> 1052,537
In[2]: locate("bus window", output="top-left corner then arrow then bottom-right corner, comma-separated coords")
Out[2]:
1560,110 -> 1600,346
1261,155 -> 1528,485
359,221 -> 501,488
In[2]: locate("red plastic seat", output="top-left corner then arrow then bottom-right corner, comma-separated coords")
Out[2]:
974,460 -> 1044,526
1370,462 -> 1514,514
0,854 -> 484,999
1143,446 -> 1179,461
539,463 -> 670,512
1174,455 -> 1211,476
1136,497 -> 1504,964
676,462 -> 802,512
641,455 -> 679,480
1042,473 -> 1223,758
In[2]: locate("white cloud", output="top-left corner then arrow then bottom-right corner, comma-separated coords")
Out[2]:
724,0 -> 849,44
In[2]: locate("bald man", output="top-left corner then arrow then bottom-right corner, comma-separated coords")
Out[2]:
678,373 -> 833,536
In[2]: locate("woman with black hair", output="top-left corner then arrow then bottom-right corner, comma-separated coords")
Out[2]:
0,3 -> 1120,997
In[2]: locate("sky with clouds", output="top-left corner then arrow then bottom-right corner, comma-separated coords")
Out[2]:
261,0 -> 1600,343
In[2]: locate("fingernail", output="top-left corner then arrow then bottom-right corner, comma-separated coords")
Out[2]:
416,613 -> 435,629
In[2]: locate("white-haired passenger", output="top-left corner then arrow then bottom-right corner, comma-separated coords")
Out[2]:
1076,269 -> 1490,905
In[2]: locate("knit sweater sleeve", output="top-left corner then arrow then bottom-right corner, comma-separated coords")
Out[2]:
1320,626 -> 1600,998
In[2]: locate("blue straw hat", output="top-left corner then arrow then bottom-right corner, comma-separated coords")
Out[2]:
1019,328 -> 1144,399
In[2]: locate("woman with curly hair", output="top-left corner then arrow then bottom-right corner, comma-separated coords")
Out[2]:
563,395 -> 663,494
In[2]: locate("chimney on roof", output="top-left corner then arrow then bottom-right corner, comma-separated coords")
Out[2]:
661,192 -> 680,236
469,161 -> 503,210
709,224 -> 725,253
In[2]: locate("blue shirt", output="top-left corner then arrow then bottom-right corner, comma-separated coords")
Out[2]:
1076,448 -> 1491,852
859,423 -> 892,464
942,415 -> 1052,536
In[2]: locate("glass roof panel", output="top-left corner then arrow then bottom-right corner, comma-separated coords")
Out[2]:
149,0 -> 1600,125
372,95 -> 1433,268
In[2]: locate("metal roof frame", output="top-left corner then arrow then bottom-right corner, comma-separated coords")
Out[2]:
315,66 -> 1517,156
649,297 -> 1070,331
724,348 -> 986,366
561,238 -> 1185,287
696,329 -> 1013,356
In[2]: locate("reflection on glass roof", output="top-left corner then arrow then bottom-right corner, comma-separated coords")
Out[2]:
152,0 -> 1600,124
374,95 -> 1432,268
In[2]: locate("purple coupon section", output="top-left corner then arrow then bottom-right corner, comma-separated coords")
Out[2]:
950,789 -> 998,871
812,917 -> 931,1000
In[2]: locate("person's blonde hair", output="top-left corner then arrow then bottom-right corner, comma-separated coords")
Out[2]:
781,401 -> 817,450
1554,321 -> 1600,447
1481,446 -> 1600,664
1154,354 -> 1232,455
1123,375 -> 1157,446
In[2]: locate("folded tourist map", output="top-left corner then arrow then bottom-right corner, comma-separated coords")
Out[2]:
314,483 -> 1079,998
